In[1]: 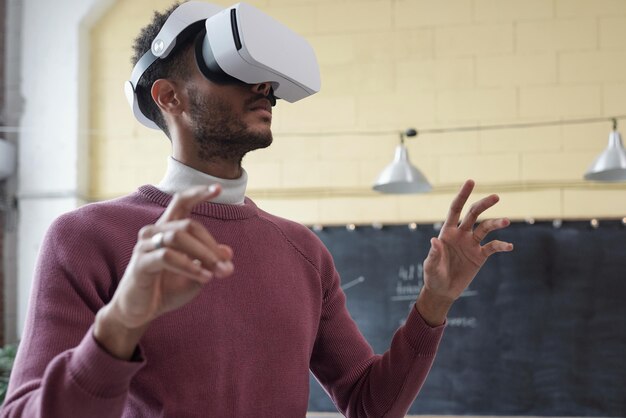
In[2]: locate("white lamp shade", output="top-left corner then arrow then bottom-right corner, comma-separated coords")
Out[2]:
584,130 -> 626,182
373,144 -> 432,194
0,139 -> 16,180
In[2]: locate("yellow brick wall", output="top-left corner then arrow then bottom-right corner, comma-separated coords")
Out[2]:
90,0 -> 626,224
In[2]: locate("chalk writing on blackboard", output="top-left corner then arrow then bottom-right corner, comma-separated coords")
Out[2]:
341,276 -> 365,291
391,263 -> 479,302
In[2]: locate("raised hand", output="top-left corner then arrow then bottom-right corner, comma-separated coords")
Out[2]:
417,180 -> 513,326
94,185 -> 234,359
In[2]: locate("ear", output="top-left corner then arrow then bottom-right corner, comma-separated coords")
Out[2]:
151,79 -> 185,117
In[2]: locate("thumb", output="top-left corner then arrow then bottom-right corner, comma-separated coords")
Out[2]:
425,237 -> 442,264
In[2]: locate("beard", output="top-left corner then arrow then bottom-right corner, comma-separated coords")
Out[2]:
188,89 -> 273,163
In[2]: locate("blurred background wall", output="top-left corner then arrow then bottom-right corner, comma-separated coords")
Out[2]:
3,0 -> 626,341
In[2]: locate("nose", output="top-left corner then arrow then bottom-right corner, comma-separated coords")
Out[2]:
252,82 -> 272,97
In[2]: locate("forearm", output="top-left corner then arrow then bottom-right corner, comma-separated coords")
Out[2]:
1,326 -> 144,418
343,308 -> 446,417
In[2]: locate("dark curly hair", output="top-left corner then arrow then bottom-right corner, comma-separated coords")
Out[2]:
131,1 -> 198,138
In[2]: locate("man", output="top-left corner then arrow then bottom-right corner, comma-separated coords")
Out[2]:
2,2 -> 513,417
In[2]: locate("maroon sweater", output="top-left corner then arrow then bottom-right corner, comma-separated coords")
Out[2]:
2,186 -> 445,418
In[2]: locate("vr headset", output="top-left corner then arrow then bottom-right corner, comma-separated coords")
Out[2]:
124,1 -> 321,129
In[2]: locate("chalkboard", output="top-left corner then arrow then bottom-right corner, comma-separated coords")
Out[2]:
307,221 -> 626,416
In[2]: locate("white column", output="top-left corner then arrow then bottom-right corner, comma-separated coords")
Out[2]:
15,0 -> 115,336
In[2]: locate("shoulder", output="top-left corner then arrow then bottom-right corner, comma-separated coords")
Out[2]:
254,206 -> 333,270
45,191 -> 163,259
51,191 -> 162,235
256,207 -> 320,244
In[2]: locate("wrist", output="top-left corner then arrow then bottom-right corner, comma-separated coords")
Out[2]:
415,287 -> 454,327
93,304 -> 149,361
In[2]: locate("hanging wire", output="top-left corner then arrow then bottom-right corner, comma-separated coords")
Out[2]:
277,115 -> 626,138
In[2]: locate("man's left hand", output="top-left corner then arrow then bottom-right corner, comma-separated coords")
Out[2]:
417,179 -> 514,326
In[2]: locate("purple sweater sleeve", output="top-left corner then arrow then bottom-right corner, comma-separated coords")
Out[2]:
310,249 -> 445,418
1,214 -> 145,417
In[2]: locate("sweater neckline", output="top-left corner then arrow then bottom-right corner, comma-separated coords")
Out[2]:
137,185 -> 259,220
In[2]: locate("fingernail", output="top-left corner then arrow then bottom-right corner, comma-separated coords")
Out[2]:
201,269 -> 214,280
216,260 -> 233,275
208,184 -> 218,194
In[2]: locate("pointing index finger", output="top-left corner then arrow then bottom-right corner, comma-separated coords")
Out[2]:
442,179 -> 475,229
156,184 -> 221,225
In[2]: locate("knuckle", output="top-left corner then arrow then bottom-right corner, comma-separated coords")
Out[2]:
170,229 -> 185,243
160,248 -> 175,263
138,225 -> 154,239
180,218 -> 194,231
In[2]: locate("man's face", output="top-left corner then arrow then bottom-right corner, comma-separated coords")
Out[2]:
184,57 -> 274,162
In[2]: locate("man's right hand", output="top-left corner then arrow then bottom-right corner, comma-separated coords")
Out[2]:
94,185 -> 234,360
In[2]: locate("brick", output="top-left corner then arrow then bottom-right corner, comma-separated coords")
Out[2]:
600,17 -> 626,49
436,24 -> 513,57
91,49 -> 134,82
521,152 -> 593,182
282,160 -> 330,188
418,130 -> 480,155
243,161 -> 282,189
308,34 -> 355,65
556,0 -> 626,18
252,136 -> 320,162
316,1 -> 392,34
391,29 -> 434,60
474,0 -> 554,22
274,94 -> 356,131
90,81 -> 137,137
436,88 -> 517,122
563,190 -> 626,218
604,83 -> 626,117
394,0 -> 472,29
479,125 -> 562,154
318,133 -> 396,161
92,165 -> 137,198
560,51 -> 626,83
439,153 -> 520,184
562,121 -> 614,152
319,196 -> 400,224
318,61 -> 395,96
261,4 -> 318,35
491,190 -> 562,220
476,53 -> 556,87
251,198 -> 320,225
355,92 -> 437,129
396,57 -> 474,91
397,193 -> 459,223
519,85 -> 602,119
516,19 -> 597,52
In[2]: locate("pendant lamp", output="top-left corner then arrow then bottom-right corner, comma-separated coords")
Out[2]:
373,129 -> 432,194
584,119 -> 626,182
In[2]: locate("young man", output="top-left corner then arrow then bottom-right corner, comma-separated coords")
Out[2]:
2,2 -> 513,417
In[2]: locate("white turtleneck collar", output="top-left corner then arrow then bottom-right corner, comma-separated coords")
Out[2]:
157,157 -> 247,205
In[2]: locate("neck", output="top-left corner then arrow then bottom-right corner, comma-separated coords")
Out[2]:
173,143 -> 242,180
157,157 -> 248,205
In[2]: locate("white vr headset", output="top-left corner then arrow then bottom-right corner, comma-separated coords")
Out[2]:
124,1 -> 321,129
